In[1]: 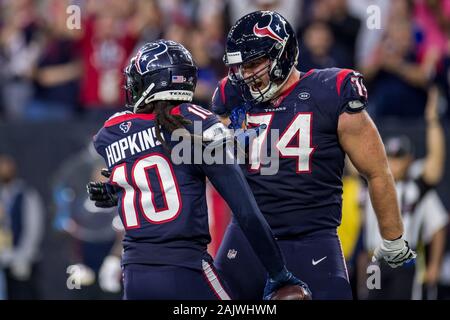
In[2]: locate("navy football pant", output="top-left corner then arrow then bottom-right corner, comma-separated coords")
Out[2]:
215,222 -> 352,300
123,260 -> 232,300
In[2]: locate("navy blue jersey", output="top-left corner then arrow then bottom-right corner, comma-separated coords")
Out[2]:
215,68 -> 368,237
93,104 -> 219,270
93,103 -> 287,277
211,77 -> 244,116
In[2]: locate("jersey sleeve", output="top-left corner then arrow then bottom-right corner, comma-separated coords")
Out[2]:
337,69 -> 368,114
179,103 -> 220,134
92,111 -> 136,165
92,128 -> 107,164
210,77 -> 245,116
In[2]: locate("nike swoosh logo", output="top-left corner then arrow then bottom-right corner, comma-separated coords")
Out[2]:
312,256 -> 327,266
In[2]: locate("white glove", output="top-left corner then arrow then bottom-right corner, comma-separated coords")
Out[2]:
99,255 -> 122,293
372,237 -> 417,268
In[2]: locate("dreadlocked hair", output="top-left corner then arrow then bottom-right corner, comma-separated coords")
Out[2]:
137,101 -> 191,151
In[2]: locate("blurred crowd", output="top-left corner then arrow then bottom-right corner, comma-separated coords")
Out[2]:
0,0 -> 448,122
0,0 -> 449,300
0,0 -> 228,122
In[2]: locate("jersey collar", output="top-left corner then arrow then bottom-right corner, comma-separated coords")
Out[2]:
104,106 -> 181,127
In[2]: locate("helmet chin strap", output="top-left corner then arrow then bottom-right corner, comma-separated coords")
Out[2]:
132,83 -> 155,113
250,81 -> 277,102
249,60 -> 295,102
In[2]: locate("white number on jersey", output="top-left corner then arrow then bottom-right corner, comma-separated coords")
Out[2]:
246,112 -> 315,173
110,154 -> 181,229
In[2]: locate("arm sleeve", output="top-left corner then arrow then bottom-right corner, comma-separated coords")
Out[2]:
210,77 -> 245,116
338,70 -> 368,114
202,162 -> 286,278
180,104 -> 220,133
92,130 -> 105,161
210,78 -> 230,116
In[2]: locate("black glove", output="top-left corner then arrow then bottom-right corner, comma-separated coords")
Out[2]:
100,168 -> 112,178
86,169 -> 118,208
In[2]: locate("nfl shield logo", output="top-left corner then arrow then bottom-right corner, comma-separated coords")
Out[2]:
227,249 -> 237,259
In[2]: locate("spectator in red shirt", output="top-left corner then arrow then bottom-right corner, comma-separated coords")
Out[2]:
79,9 -> 136,120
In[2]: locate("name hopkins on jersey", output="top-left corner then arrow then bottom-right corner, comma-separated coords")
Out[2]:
104,126 -> 161,167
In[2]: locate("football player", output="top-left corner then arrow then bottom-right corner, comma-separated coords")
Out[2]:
87,39 -> 310,300
212,11 -> 416,299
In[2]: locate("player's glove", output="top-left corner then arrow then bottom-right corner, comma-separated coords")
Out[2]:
263,267 -> 312,300
372,237 -> 417,268
227,104 -> 267,156
228,105 -> 248,130
86,181 -> 118,208
86,168 -> 118,208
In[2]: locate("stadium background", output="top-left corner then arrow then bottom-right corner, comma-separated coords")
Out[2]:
0,0 -> 449,299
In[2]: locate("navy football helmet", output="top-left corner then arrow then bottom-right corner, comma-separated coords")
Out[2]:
124,40 -> 197,112
223,11 -> 299,103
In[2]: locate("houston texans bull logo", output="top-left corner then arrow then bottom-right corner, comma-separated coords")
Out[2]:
134,42 -> 168,75
119,121 -> 132,133
253,11 -> 288,44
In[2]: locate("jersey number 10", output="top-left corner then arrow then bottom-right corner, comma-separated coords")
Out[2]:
110,154 -> 181,229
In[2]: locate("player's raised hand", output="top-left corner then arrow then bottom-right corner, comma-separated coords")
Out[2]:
425,86 -> 440,123
263,267 -> 312,300
372,237 -> 417,268
86,181 -> 118,208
